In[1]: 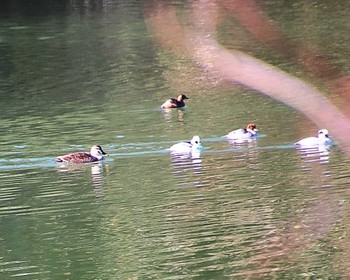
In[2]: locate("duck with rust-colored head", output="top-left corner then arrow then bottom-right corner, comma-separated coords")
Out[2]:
161,94 -> 189,109
225,123 -> 259,140
56,145 -> 108,164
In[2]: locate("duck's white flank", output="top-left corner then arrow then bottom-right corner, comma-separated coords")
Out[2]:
295,129 -> 332,147
226,123 -> 259,140
169,136 -> 202,153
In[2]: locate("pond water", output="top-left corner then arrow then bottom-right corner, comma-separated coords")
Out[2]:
1,0 -> 350,279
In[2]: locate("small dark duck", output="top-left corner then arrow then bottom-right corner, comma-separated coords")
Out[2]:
56,145 -> 108,164
161,94 -> 189,109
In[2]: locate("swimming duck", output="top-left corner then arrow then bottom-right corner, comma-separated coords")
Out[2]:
56,145 -> 108,163
295,129 -> 332,147
161,94 -> 189,109
169,136 -> 202,154
225,123 -> 259,140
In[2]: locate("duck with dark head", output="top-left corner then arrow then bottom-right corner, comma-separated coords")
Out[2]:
161,94 -> 189,109
56,145 -> 108,164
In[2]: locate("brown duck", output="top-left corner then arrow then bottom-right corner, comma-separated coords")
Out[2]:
161,94 -> 189,109
56,145 -> 108,164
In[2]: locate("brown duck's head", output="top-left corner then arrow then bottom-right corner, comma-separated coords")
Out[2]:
177,94 -> 189,101
246,123 -> 258,131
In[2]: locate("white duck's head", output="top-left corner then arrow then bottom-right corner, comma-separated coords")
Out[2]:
190,136 -> 202,149
317,129 -> 329,139
90,145 -> 108,160
317,129 -> 332,145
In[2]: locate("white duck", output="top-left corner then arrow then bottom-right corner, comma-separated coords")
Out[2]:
169,136 -> 202,154
226,123 -> 259,140
295,129 -> 332,147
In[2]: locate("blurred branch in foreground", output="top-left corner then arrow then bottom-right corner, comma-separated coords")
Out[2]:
144,0 -> 350,155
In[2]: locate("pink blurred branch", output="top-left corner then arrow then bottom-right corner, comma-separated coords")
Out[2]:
145,0 -> 350,153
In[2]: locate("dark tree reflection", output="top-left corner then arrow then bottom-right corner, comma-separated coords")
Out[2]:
0,0 -> 122,17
